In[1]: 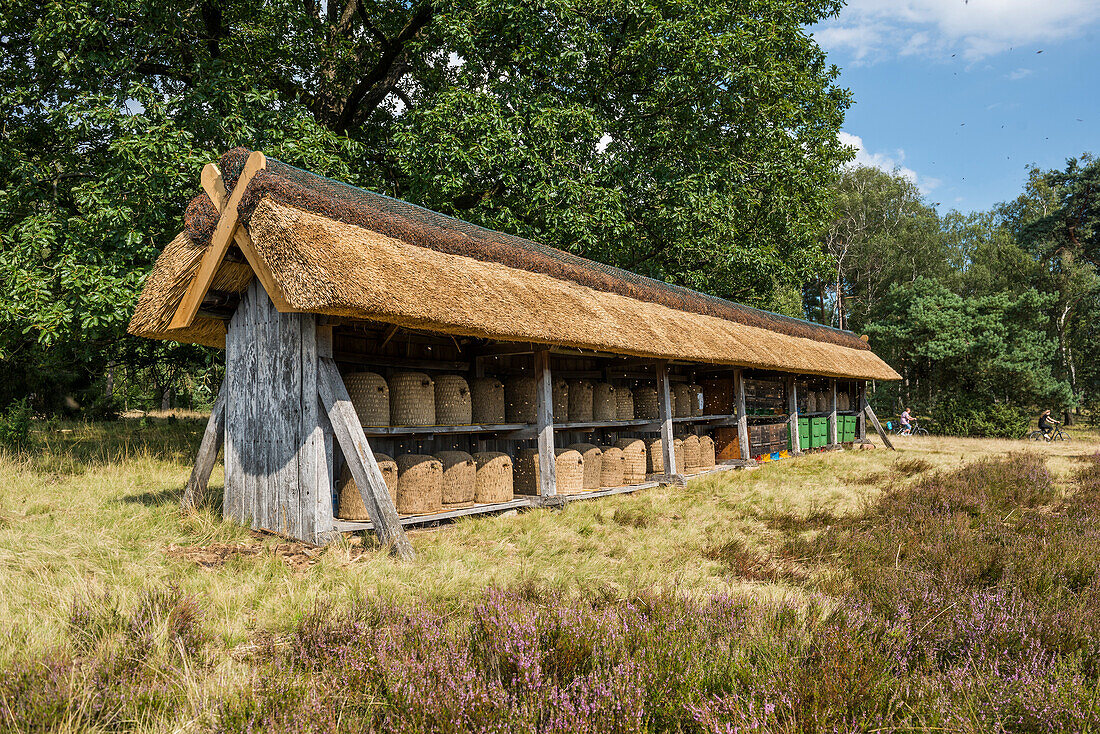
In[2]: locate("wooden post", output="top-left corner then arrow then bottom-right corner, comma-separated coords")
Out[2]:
656,360 -> 683,484
828,379 -> 838,447
182,379 -> 227,511
863,404 -> 896,451
534,348 -> 557,499
786,375 -> 800,456
223,281 -> 333,544
317,357 -> 414,559
734,368 -> 750,461
857,381 -> 868,442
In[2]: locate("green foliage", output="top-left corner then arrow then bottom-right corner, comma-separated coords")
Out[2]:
933,396 -> 1033,439
0,398 -> 32,451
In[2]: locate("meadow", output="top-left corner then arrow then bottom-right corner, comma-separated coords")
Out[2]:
1,419 -> 1098,732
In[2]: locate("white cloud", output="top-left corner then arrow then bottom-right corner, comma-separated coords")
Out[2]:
596,134 -> 613,153
1006,67 -> 1033,80
815,0 -> 1100,62
839,131 -> 941,194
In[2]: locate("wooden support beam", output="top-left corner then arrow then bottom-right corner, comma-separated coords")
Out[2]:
786,375 -> 801,456
200,161 -> 294,315
317,356 -> 415,559
734,368 -> 750,461
857,381 -> 868,442
828,379 -> 838,446
534,348 -> 557,498
863,403 -> 895,451
181,379 -> 227,512
171,154 -> 268,329
656,361 -> 684,485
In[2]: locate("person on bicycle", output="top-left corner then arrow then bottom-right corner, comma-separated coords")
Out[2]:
900,407 -> 913,435
1038,410 -> 1060,440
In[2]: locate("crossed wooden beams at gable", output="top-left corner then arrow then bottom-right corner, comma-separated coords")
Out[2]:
169,151 -> 293,330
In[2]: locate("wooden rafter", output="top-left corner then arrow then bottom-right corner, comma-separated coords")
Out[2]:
170,151 -> 271,329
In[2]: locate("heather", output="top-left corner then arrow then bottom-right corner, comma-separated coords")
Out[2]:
3,443 -> 1100,732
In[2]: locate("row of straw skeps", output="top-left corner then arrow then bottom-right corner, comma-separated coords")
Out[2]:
344,370 -> 713,427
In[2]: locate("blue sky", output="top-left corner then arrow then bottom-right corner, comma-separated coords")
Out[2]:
812,0 -> 1100,213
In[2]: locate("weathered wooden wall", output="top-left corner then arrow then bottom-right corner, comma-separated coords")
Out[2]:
224,280 -> 334,544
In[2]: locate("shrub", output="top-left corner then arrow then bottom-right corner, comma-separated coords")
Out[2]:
933,397 -> 1032,438
0,398 -> 32,451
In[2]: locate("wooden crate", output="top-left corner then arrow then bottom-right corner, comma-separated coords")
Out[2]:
715,427 -> 741,461
701,377 -> 734,415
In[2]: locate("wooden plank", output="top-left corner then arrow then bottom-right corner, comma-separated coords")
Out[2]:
534,348 -> 557,498
734,368 -> 750,461
828,379 -> 838,446
170,152 -> 268,329
317,357 -> 414,559
361,423 -> 529,436
301,315 -> 335,544
182,379 -> 227,511
857,381 -> 868,442
864,404 -> 895,451
333,498 -> 532,532
222,298 -> 244,524
656,360 -> 682,482
786,375 -> 800,456
198,162 -> 293,313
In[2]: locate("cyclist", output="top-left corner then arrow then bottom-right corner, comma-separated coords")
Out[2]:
899,407 -> 913,436
1038,410 -> 1061,441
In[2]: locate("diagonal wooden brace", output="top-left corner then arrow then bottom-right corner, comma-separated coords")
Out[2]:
182,379 -> 227,511
198,162 -> 293,313
316,356 -> 415,560
170,151 -> 268,329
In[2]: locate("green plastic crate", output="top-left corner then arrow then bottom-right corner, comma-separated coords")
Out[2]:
810,433 -> 826,448
811,417 -> 827,437
790,417 -> 810,451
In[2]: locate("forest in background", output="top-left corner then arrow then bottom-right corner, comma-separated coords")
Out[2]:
0,0 -> 1096,437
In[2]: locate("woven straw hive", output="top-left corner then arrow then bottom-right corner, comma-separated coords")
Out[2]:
390,372 -> 436,426
515,448 -> 584,495
807,391 -> 820,413
593,383 -> 617,421
343,371 -> 389,427
473,452 -> 513,503
566,443 -> 602,490
698,435 -> 716,469
471,377 -> 506,424
672,383 -> 693,418
434,450 -> 476,505
336,453 -> 397,520
634,386 -> 659,419
567,379 -> 594,422
616,388 -> 634,420
395,454 -> 443,514
615,439 -> 647,484
553,377 -> 569,418
505,376 -> 537,423
596,445 -> 624,487
646,437 -> 684,474
839,392 -> 850,411
434,375 -> 472,425
681,434 -> 701,471
688,384 -> 705,416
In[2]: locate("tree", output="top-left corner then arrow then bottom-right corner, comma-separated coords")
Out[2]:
1,0 -> 850,412
1003,157 -> 1100,420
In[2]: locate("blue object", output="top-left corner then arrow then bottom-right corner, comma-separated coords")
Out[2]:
886,421 -> 893,430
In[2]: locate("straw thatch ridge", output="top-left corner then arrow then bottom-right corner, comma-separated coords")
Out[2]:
181,147 -> 872,352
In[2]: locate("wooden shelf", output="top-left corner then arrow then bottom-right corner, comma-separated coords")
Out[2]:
333,497 -> 532,531
361,423 -> 528,436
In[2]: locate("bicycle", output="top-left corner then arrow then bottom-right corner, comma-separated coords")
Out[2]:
892,421 -> 928,437
1027,426 -> 1070,442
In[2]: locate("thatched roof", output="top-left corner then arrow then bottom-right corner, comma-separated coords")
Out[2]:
130,149 -> 900,381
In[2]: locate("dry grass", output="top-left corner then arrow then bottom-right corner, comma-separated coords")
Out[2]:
1,419 -> 1095,662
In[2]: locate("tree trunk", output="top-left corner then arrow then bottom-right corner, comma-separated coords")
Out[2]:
161,387 -> 172,411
